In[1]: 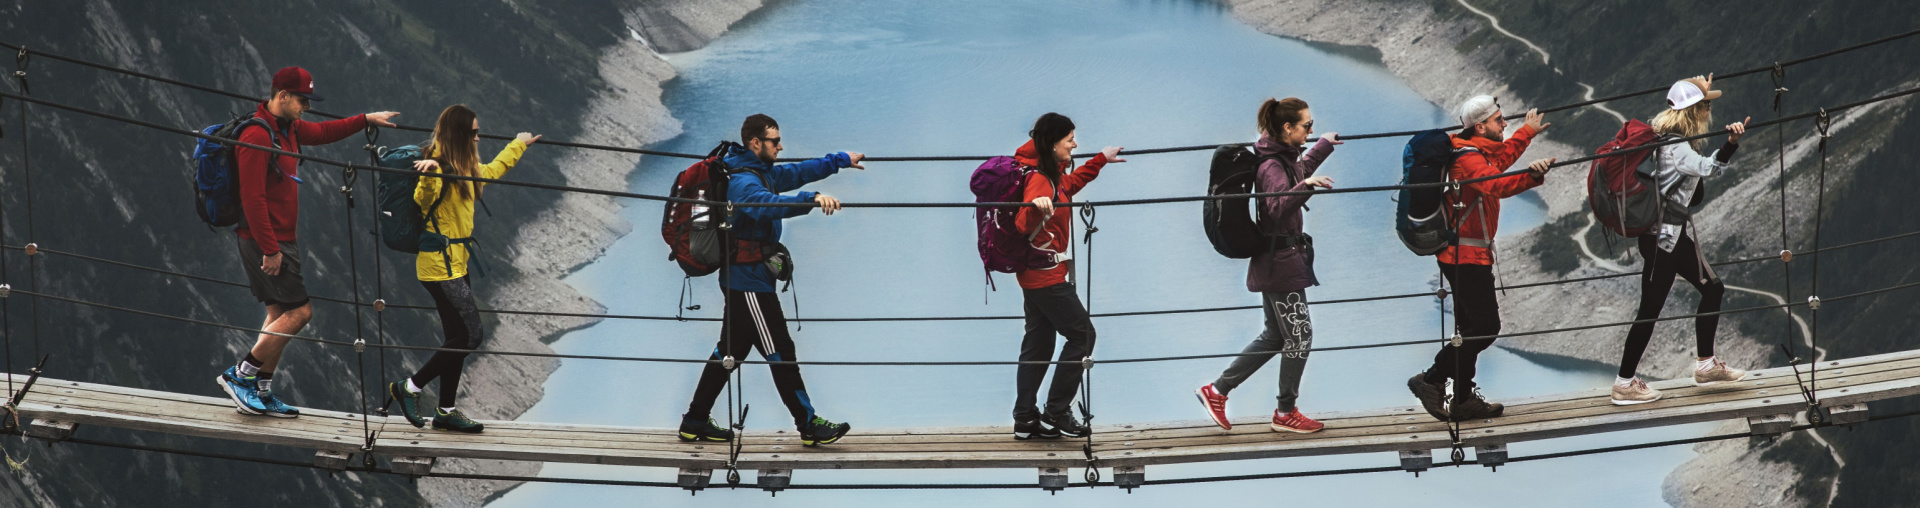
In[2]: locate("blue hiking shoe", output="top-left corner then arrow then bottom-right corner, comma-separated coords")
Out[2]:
799,416 -> 850,447
217,366 -> 266,415
256,388 -> 302,418
389,382 -> 426,428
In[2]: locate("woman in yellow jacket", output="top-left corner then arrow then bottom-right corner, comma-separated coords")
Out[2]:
386,104 -> 538,433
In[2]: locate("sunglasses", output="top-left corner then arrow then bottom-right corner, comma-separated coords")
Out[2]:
1295,120 -> 1315,131
757,136 -> 783,146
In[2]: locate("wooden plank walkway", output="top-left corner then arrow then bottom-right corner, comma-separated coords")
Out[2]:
7,347 -> 1916,479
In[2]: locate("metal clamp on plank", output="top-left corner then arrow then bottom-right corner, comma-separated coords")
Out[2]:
1824,403 -> 1868,426
391,456 -> 435,476
757,469 -> 791,495
1038,467 -> 1069,493
1112,465 -> 1144,492
27,419 -> 76,441
1747,413 -> 1795,437
315,450 -> 352,471
677,468 -> 712,494
1399,449 -> 1433,475
1474,444 -> 1508,470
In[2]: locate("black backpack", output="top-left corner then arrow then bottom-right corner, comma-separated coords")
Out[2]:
1394,129 -> 1478,256
1203,145 -> 1276,259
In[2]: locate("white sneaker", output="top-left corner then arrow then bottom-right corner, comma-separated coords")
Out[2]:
1611,377 -> 1662,405
1693,357 -> 1747,386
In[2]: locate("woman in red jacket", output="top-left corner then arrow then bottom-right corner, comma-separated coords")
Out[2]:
1010,112 -> 1124,440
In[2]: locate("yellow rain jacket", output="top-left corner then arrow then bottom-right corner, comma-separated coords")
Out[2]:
414,139 -> 527,281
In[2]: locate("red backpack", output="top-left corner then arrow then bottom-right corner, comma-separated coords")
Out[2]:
661,142 -> 771,277
1587,120 -> 1665,237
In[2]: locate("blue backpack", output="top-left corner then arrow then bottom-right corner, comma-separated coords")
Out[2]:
1395,129 -> 1477,256
190,115 -> 300,227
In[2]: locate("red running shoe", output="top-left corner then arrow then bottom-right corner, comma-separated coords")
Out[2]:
1195,383 -> 1231,430
1269,408 -> 1324,433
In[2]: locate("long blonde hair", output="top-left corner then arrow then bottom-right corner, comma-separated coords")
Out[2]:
1650,102 -> 1711,152
422,104 -> 481,200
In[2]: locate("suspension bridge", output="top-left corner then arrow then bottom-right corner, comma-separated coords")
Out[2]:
0,28 -> 1917,494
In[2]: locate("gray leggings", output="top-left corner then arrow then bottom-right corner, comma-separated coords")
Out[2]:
1213,291 -> 1313,412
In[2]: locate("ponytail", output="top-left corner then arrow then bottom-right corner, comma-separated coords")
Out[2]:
1256,97 -> 1310,138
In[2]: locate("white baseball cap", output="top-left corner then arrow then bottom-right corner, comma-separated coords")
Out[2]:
1666,76 -> 1722,110
1456,95 -> 1501,128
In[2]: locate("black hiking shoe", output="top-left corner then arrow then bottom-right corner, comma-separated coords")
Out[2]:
388,382 -> 426,428
800,416 -> 851,446
1041,410 -> 1089,438
1408,373 -> 1450,422
1013,416 -> 1060,440
678,416 -> 734,442
432,409 -> 485,434
1449,387 -> 1505,422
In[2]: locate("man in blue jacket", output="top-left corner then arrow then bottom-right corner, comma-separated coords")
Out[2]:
679,114 -> 865,446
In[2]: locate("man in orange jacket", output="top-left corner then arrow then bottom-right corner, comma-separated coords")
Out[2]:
1407,95 -> 1559,422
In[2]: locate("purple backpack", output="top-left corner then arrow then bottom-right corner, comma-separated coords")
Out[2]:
971,156 -> 1059,287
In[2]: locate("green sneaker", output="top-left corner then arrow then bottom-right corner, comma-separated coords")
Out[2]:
432,408 -> 485,434
799,416 -> 850,446
678,417 -> 734,442
388,382 -> 425,428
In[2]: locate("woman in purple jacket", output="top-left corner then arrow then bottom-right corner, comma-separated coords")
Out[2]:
1195,97 -> 1341,433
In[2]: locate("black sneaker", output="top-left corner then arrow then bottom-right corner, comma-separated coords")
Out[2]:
1013,416 -> 1060,440
388,382 -> 426,428
800,416 -> 851,446
1041,410 -> 1089,438
678,416 -> 734,442
1408,373 -> 1450,422
1449,387 -> 1505,422
432,408 -> 485,433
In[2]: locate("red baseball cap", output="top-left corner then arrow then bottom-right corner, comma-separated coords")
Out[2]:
271,66 -> 325,102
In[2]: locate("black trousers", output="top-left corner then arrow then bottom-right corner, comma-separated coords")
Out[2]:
1426,263 -> 1499,391
1619,233 -> 1723,378
687,289 -> 816,428
410,277 -> 484,408
1014,282 -> 1097,420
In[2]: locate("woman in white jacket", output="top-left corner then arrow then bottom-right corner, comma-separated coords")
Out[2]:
1611,75 -> 1751,405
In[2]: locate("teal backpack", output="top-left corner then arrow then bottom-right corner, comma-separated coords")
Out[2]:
373,145 -> 457,254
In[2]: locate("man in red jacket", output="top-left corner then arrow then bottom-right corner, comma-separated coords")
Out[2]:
217,67 -> 398,418
1406,95 -> 1558,422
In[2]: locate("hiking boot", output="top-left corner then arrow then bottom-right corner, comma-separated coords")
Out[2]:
1014,416 -> 1060,440
1611,377 -> 1663,406
1407,373 -> 1449,422
1269,408 -> 1324,434
1449,387 -> 1504,421
432,408 -> 485,433
1693,357 -> 1748,386
388,382 -> 426,428
256,388 -> 302,418
1041,410 -> 1089,438
800,416 -> 851,446
217,366 -> 267,416
678,417 -> 734,442
1196,383 -> 1232,430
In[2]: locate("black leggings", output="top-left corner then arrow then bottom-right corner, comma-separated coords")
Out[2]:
1619,233 -> 1723,378
1015,282 -> 1097,420
410,277 -> 484,408
1426,263 -> 1499,391
686,289 -> 817,428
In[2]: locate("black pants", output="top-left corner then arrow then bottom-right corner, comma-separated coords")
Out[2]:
1619,233 -> 1723,378
687,289 -> 816,428
410,277 -> 484,408
1014,282 -> 1097,420
1426,263 -> 1499,391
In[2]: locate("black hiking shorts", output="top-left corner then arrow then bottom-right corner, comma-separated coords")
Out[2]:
235,234 -> 310,310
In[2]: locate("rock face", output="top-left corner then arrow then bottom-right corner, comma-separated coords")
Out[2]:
1225,1 -> 1920,507
0,0 -> 761,506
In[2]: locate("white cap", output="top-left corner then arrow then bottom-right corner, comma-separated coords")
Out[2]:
1456,95 -> 1500,128
1665,77 -> 1722,110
